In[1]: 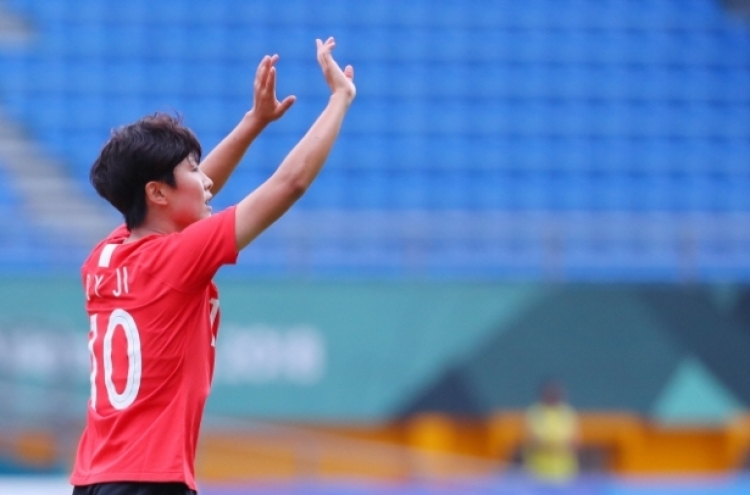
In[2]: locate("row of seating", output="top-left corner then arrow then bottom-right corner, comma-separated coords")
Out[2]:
4,0 -> 734,30
259,172 -> 750,211
230,237 -> 750,281
25,127 -> 750,176
6,100 -> 747,141
42,128 -> 750,174
4,58 -> 749,100
9,28 -> 748,65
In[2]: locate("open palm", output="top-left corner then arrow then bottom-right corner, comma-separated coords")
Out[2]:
252,54 -> 296,123
317,37 -> 356,102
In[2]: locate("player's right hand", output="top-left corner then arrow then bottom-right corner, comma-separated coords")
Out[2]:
316,37 -> 355,103
251,54 -> 296,124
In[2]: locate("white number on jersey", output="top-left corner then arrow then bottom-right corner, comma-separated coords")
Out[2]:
88,309 -> 143,411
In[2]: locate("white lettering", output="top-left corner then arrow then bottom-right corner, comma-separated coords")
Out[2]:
15,332 -> 57,377
216,325 -> 326,385
102,309 -> 142,410
94,275 -> 104,298
3,328 -> 89,381
113,267 -> 129,297
284,326 -> 326,384
88,314 -> 98,412
87,309 -> 142,411
113,271 -> 121,297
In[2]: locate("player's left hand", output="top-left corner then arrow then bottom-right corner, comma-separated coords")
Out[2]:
251,54 -> 296,124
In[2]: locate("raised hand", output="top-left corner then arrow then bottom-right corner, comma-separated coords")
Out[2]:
251,54 -> 296,124
316,37 -> 355,103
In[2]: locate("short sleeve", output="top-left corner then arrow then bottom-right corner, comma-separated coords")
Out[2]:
144,207 -> 238,291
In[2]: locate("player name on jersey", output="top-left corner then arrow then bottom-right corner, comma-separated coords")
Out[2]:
85,266 -> 130,300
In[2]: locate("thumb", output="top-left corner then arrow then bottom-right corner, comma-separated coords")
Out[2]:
276,95 -> 296,117
344,65 -> 354,80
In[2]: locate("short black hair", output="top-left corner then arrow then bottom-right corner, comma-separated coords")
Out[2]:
90,113 -> 202,230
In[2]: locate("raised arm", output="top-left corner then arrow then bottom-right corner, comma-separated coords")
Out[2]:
234,37 -> 356,250
200,54 -> 295,195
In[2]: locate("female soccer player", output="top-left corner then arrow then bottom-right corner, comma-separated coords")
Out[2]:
70,38 -> 355,495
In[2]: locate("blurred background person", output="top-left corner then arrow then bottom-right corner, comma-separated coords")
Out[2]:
523,379 -> 580,484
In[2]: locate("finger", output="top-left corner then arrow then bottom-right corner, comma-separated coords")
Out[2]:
344,65 -> 354,80
317,44 -> 329,66
257,56 -> 270,90
265,55 -> 279,86
319,39 -> 335,57
317,37 -> 335,53
276,95 -> 296,116
261,55 -> 272,76
266,57 -> 276,86
254,56 -> 268,91
268,66 -> 277,94
256,55 -> 268,73
262,59 -> 276,92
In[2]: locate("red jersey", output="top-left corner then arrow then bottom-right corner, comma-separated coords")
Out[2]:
70,207 -> 237,490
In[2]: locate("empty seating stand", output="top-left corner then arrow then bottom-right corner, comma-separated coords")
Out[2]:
0,0 -> 749,279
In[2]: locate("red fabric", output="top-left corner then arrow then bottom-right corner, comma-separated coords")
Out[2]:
71,207 -> 237,490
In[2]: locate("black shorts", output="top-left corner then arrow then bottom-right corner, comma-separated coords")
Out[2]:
72,482 -> 197,495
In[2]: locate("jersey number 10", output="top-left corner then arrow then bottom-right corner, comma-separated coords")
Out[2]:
89,309 -> 143,411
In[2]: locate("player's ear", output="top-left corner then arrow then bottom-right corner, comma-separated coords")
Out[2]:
144,181 -> 169,206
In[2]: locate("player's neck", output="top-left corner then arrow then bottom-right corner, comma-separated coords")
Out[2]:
126,215 -> 182,243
